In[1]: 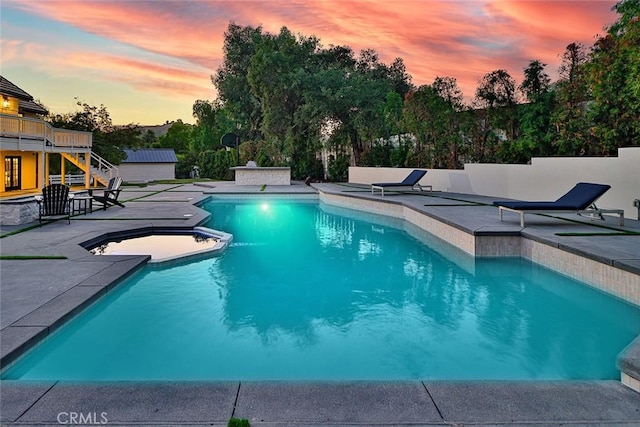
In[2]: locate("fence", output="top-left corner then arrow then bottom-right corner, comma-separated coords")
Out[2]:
48,174 -> 92,186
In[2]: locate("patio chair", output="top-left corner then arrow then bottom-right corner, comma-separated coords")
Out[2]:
371,170 -> 432,196
35,184 -> 72,225
90,177 -> 125,211
493,182 -> 624,227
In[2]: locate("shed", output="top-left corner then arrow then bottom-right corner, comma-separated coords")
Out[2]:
118,148 -> 178,183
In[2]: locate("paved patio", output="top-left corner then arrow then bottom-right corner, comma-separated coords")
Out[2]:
1,181 -> 639,426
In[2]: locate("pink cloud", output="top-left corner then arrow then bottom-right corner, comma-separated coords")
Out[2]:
0,39 -> 22,62
4,0 -> 619,106
5,0 -> 229,69
2,36 -> 212,100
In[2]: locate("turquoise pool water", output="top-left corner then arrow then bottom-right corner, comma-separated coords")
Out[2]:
3,199 -> 639,380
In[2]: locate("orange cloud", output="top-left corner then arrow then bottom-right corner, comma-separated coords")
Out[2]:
3,0 -> 618,112
5,0 -> 228,69
2,35 -> 212,100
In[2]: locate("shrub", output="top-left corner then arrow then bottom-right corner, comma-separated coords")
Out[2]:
227,418 -> 250,427
327,153 -> 350,182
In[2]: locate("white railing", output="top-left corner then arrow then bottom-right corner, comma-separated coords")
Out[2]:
49,174 -> 92,186
0,113 -> 92,149
90,151 -> 118,179
52,129 -> 92,148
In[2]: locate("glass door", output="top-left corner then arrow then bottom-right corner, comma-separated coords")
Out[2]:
4,156 -> 21,191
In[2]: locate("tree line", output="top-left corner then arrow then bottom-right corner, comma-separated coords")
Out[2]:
48,0 -> 639,181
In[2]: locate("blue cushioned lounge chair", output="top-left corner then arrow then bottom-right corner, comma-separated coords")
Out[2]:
493,182 -> 624,227
371,170 -> 431,196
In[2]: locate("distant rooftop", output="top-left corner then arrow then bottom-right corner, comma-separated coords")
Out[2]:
122,148 -> 178,163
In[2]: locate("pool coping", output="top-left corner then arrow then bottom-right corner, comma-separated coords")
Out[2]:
3,380 -> 640,425
1,182 -> 639,425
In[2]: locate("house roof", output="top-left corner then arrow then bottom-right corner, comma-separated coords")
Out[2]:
123,148 -> 178,163
0,76 -> 48,115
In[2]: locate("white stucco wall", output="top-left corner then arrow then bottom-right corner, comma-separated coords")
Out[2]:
118,163 -> 176,183
349,147 -> 640,219
231,167 -> 291,185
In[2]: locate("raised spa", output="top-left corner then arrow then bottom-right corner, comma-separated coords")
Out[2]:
86,226 -> 232,264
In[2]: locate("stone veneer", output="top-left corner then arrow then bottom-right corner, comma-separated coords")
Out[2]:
0,199 -> 39,226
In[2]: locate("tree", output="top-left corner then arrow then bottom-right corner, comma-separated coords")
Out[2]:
558,42 -> 589,83
474,70 -> 519,162
47,99 -> 140,165
552,42 -> 591,155
191,99 -> 234,153
248,28 -> 317,139
247,27 -> 324,178
325,70 -> 393,167
509,60 -> 556,162
141,130 -> 157,148
586,0 -> 640,154
432,77 -> 466,168
157,120 -> 193,154
213,23 -> 265,140
388,58 -> 413,99
511,91 -> 557,162
402,79 -> 465,169
475,70 -> 518,109
383,91 -> 404,139
519,60 -> 551,102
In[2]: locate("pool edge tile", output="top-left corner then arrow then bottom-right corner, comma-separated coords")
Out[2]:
12,286 -> 106,329
235,381 -> 442,424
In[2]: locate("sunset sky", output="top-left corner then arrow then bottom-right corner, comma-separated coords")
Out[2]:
1,0 -> 618,126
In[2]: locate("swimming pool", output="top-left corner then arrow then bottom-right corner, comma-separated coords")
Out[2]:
2,199 -> 639,381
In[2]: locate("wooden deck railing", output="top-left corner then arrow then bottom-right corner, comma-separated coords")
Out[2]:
0,113 -> 92,149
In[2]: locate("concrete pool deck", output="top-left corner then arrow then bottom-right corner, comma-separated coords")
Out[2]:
1,181 -> 639,426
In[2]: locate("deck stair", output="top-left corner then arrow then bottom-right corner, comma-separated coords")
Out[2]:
61,152 -> 118,187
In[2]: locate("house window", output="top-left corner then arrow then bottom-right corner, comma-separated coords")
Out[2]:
4,156 -> 21,191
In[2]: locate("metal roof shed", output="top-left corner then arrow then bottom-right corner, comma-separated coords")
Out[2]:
119,148 -> 178,183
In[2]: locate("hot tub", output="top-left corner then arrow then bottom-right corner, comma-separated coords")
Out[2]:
85,226 -> 233,265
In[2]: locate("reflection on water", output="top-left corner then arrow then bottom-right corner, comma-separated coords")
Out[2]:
4,200 -> 639,381
90,233 -> 217,260
316,212 -> 354,248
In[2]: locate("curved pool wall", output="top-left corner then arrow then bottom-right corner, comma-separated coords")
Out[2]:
318,191 -> 640,304
313,188 -> 640,391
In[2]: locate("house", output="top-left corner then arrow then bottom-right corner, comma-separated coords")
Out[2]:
1,76 -> 116,199
1,76 -> 118,225
118,148 -> 178,182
